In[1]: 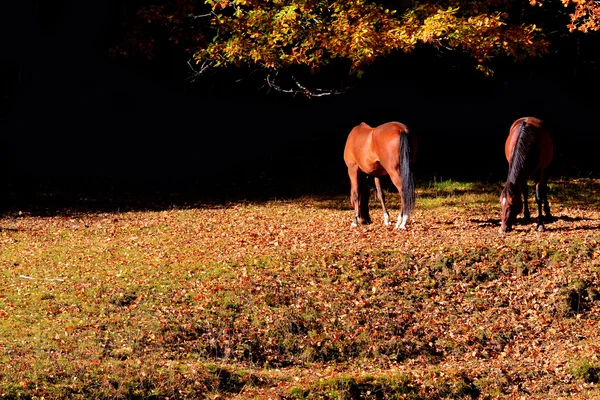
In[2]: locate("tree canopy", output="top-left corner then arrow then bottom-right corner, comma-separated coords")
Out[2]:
111,0 -> 600,96
531,0 -> 600,32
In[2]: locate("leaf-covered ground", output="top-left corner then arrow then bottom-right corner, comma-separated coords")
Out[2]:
1,179 -> 600,399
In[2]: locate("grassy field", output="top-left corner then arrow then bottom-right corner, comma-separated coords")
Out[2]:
1,178 -> 600,399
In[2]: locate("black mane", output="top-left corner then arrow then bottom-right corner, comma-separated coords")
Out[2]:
507,121 -> 535,185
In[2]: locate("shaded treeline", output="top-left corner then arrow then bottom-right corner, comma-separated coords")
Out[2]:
1,1 -> 600,213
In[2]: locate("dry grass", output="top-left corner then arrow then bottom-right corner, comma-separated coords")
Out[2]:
1,178 -> 600,399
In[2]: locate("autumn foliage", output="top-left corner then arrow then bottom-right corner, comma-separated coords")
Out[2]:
111,0 -> 599,94
531,0 -> 600,32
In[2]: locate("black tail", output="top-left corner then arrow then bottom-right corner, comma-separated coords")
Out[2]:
400,131 -> 415,217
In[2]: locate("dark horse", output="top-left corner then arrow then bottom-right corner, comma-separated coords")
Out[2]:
500,116 -> 553,233
343,122 -> 416,229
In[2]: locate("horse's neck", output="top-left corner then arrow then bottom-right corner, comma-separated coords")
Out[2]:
507,172 -> 527,190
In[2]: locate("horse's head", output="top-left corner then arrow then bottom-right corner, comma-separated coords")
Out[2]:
499,183 -> 523,233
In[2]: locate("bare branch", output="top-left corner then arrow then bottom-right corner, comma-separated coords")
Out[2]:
186,59 -> 215,81
192,12 -> 214,19
290,73 -> 348,97
266,69 -> 350,98
266,70 -> 299,95
235,65 -> 266,83
186,59 -> 351,98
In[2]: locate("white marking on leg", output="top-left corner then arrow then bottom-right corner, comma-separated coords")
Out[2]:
537,224 -> 545,232
383,212 -> 391,226
395,214 -> 409,230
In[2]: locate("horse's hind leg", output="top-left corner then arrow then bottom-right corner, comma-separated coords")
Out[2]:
388,171 -> 408,229
374,177 -> 391,226
540,179 -> 552,221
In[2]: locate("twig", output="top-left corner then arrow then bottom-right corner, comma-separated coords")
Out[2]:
192,12 -> 214,19
19,275 -> 65,282
186,59 -> 216,81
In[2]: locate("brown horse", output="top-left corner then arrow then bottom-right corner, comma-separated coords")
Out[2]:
500,116 -> 553,233
343,121 -> 416,229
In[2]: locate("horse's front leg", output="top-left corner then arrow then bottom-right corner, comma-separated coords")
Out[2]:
358,174 -> 372,225
374,177 -> 391,226
348,168 -> 371,227
348,168 -> 361,228
522,182 -> 530,221
535,182 -> 545,231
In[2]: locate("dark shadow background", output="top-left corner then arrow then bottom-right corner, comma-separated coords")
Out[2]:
1,1 -> 599,214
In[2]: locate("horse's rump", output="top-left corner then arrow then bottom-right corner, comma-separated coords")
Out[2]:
343,122 -> 410,176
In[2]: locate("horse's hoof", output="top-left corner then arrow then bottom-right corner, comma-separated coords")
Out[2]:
537,225 -> 545,232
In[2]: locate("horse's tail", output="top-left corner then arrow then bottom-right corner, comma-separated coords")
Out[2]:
400,130 -> 416,217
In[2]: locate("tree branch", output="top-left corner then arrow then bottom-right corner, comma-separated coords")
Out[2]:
186,59 -> 215,81
265,69 -> 350,98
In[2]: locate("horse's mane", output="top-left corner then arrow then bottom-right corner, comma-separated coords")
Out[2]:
507,121 -> 534,184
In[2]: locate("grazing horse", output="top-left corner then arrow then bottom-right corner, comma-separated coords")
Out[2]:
500,117 -> 553,233
343,121 -> 416,229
